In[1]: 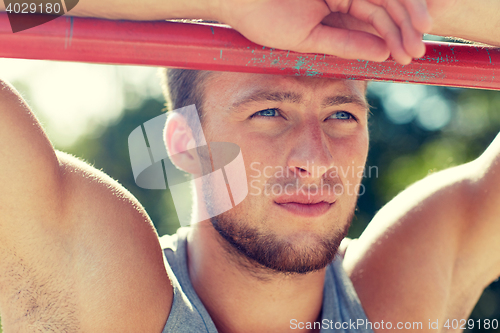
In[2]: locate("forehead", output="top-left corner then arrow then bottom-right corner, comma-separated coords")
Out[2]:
202,72 -> 367,110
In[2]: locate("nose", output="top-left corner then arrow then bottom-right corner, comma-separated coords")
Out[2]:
287,120 -> 335,180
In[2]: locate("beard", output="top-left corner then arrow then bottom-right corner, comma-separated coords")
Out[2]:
208,208 -> 352,275
199,158 -> 357,275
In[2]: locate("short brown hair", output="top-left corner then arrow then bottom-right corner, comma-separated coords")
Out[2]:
160,68 -> 212,141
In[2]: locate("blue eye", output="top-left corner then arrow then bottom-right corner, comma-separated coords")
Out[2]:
328,111 -> 355,121
252,109 -> 279,117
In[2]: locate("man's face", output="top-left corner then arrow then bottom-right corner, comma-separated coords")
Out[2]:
199,72 -> 369,274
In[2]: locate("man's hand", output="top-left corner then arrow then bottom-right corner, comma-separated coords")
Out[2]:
214,0 -> 433,65
215,0 -> 500,63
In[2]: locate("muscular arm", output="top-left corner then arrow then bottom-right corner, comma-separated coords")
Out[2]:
463,133 -> 500,282
0,80 -> 62,243
0,0 -> 218,20
0,81 -> 172,331
344,134 -> 500,328
429,0 -> 500,47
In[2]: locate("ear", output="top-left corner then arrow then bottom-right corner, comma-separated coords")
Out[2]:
164,112 -> 203,176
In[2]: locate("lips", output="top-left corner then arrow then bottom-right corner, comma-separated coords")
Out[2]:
275,202 -> 333,217
274,193 -> 336,217
274,193 -> 336,205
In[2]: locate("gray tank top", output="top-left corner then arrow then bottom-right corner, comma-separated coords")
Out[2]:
160,228 -> 374,333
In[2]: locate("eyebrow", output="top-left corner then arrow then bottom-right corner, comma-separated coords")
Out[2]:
230,90 -> 369,112
231,91 -> 302,110
321,95 -> 369,110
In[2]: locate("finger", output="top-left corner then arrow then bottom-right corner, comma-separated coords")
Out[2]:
382,0 -> 426,58
400,20 -> 425,58
401,0 -> 433,33
349,0 -> 412,64
297,24 -> 391,61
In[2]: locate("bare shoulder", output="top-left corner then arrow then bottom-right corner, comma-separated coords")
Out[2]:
338,237 -> 354,258
0,151 -> 173,332
342,162 -> 486,329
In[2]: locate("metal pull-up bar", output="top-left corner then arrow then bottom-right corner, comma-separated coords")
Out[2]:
0,12 -> 499,90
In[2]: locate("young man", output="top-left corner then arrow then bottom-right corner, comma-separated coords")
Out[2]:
0,0 -> 499,332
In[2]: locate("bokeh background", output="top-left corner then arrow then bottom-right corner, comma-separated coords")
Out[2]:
0,55 -> 499,332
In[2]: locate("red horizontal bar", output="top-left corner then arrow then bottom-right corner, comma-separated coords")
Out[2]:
0,12 -> 499,90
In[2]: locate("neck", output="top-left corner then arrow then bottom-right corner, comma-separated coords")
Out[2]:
186,221 -> 326,333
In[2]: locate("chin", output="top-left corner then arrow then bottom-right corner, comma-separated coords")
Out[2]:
209,211 -> 351,275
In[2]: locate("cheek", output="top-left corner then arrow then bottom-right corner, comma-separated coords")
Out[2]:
334,132 -> 369,184
354,130 -> 370,165
240,133 -> 282,166
221,135 -> 278,193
